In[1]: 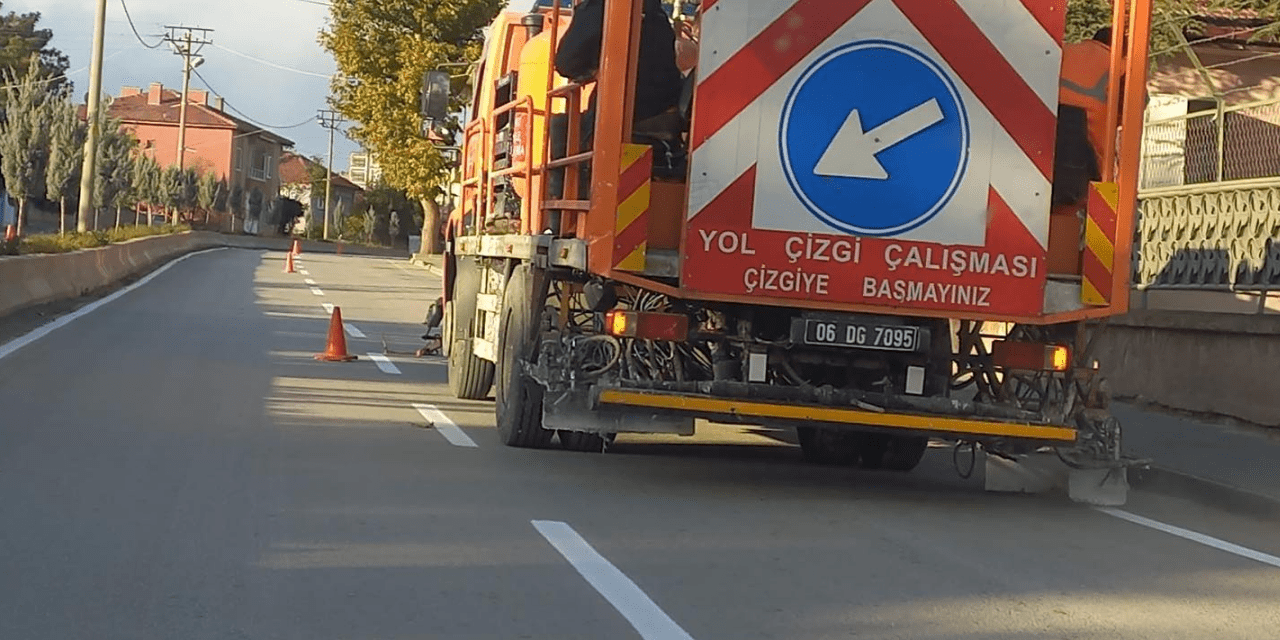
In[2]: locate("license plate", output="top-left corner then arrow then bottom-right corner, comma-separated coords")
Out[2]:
801,319 -> 922,352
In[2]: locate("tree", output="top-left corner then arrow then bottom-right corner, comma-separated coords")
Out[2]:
247,188 -> 263,222
131,154 -> 164,225
320,0 -> 502,253
161,165 -> 183,222
180,168 -> 199,219
213,178 -> 229,214
45,96 -> 85,235
1065,1 -> 1280,49
197,171 -> 218,224
229,183 -> 245,231
0,4 -> 70,102
0,57 -> 51,235
91,112 -> 136,229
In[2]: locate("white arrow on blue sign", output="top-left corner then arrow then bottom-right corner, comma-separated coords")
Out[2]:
780,40 -> 971,237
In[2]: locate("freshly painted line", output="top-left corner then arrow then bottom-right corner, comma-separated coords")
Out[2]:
367,353 -> 401,375
321,302 -> 335,314
0,248 -> 227,362
1097,507 -> 1280,569
532,520 -> 696,640
344,323 -> 366,339
412,404 -> 478,448
304,278 -> 317,285
310,287 -> 325,296
298,269 -> 310,275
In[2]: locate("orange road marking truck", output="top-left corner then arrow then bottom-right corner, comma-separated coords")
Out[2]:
430,0 -> 1153,504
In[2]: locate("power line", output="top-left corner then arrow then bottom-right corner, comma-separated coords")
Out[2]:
211,43 -> 332,79
118,0 -> 163,49
0,51 -> 126,91
191,67 -> 316,131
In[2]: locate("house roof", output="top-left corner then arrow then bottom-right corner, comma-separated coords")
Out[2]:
279,152 -> 363,192
106,87 -> 295,147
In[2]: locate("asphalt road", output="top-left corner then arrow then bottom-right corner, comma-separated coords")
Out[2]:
1,248 -> 1277,640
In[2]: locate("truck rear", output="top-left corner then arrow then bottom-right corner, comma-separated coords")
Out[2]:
432,0 -> 1154,503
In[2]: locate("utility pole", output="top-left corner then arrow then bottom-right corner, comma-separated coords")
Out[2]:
164,26 -> 213,225
75,0 -> 108,233
317,109 -> 343,241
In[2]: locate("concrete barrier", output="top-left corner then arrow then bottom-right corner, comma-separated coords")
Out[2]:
1094,310 -> 1280,427
0,231 -> 412,320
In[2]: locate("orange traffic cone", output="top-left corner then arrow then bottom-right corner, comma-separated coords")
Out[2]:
284,251 -> 296,273
315,307 -> 358,362
291,239 -> 301,255
3,225 -> 15,243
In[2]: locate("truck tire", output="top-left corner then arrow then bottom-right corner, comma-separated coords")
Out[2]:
447,258 -> 494,400
796,427 -> 860,465
557,430 -> 612,453
494,264 -> 553,448
882,436 -> 929,472
856,434 -> 891,470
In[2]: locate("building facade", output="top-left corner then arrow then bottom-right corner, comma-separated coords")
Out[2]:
280,152 -> 364,233
343,151 -> 383,189
109,83 -> 295,232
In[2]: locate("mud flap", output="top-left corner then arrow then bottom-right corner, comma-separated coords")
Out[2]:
985,452 -> 1128,506
543,390 -> 694,436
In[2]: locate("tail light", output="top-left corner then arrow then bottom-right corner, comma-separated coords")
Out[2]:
991,340 -> 1071,372
604,310 -> 689,342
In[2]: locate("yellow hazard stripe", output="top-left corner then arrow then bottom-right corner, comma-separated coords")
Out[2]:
614,243 -> 647,272
1085,216 -> 1115,267
597,389 -> 1078,442
615,181 -> 650,233
1094,180 -> 1120,212
1081,278 -> 1106,306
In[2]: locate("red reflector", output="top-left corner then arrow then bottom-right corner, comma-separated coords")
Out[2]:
604,310 -> 688,342
991,341 -> 1071,372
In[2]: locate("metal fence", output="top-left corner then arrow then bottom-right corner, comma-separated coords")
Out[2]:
1135,96 -> 1280,290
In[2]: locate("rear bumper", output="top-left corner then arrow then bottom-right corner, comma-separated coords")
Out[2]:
596,388 -> 1078,444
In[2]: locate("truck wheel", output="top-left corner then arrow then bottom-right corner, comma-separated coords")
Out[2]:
882,436 -> 929,472
495,264 -> 553,448
797,427 -> 860,465
557,430 -> 612,453
447,258 -> 495,400
856,434 -> 891,470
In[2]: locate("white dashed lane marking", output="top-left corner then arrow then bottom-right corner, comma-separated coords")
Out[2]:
532,520 -> 696,640
367,353 -> 401,375
412,404 -> 478,448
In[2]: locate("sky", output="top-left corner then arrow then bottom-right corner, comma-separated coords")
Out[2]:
9,0 -> 527,172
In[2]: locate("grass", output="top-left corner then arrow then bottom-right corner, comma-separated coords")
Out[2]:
3,224 -> 192,256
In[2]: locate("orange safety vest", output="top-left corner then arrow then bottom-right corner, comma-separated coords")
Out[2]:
1059,40 -> 1113,162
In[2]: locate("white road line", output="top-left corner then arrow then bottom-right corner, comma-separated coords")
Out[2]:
1097,507 -> 1280,569
367,353 -> 401,375
321,302 -> 335,314
0,248 -> 227,362
304,278 -> 317,285
310,287 -> 325,296
412,404 -> 478,448
298,269 -> 310,275
344,323 -> 366,339
532,520 -> 696,640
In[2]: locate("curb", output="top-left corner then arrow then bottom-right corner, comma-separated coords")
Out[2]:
1129,465 -> 1280,521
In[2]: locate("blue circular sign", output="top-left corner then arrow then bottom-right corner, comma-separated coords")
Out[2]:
780,40 -> 970,236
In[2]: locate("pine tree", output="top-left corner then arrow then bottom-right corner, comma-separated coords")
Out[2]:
0,57 -> 52,235
45,97 -> 86,235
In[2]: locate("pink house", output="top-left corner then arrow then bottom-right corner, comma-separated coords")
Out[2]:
109,83 -> 294,225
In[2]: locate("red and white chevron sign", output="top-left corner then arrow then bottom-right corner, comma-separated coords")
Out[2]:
683,0 -> 1066,316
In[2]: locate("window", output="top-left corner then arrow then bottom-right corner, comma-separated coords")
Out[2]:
234,144 -> 242,172
249,149 -> 273,181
